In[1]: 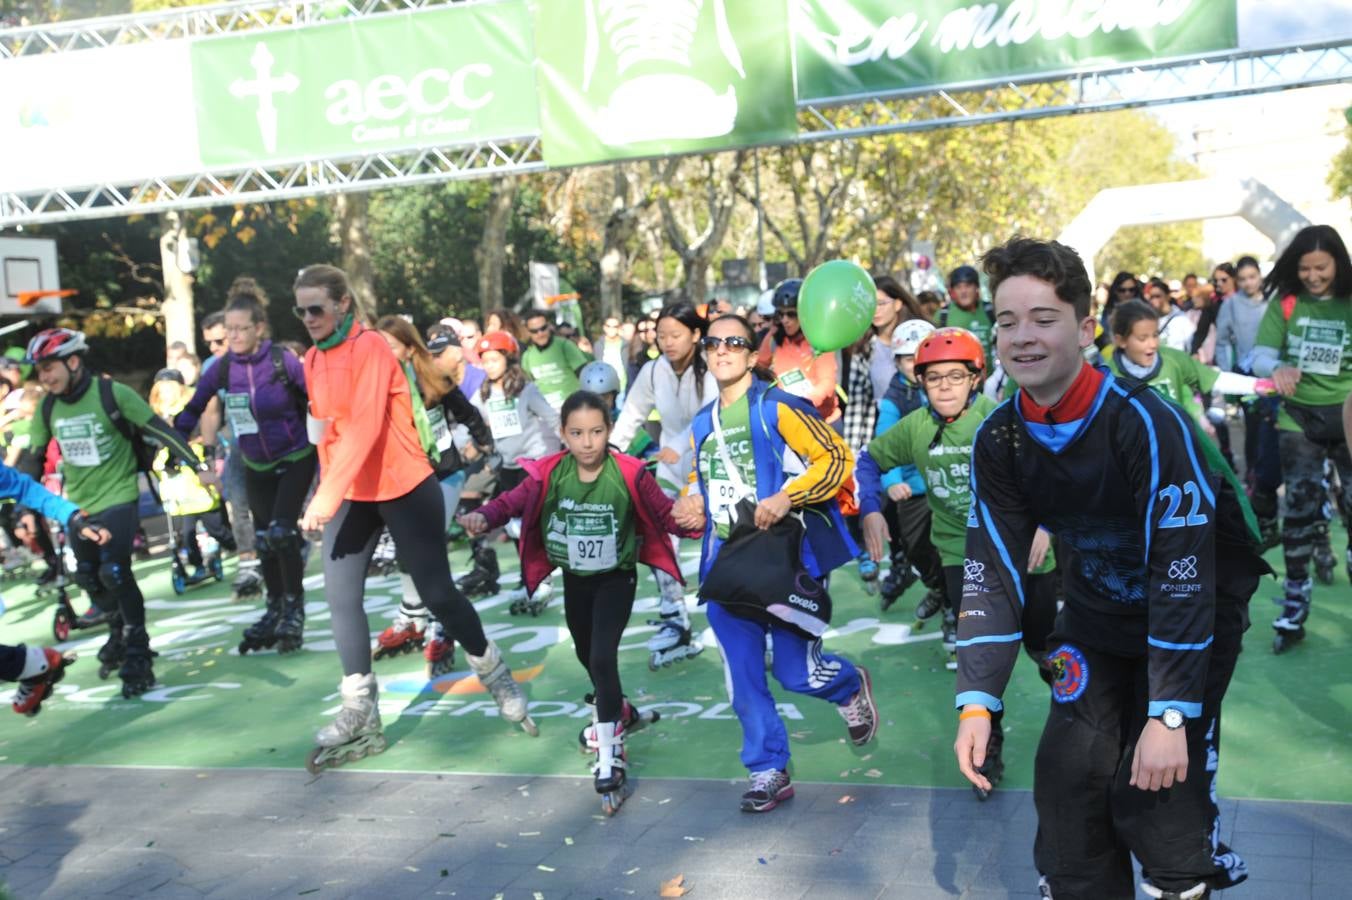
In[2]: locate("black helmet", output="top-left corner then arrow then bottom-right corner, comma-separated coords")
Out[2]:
771,279 -> 802,311
948,265 -> 980,287
153,368 -> 185,384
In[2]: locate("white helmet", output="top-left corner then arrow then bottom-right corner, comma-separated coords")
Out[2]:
891,319 -> 936,356
755,289 -> 775,317
579,360 -> 621,394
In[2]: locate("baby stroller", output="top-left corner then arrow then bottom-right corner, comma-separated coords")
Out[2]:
150,446 -> 226,594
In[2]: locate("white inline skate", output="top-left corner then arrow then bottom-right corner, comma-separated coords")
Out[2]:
306,672 -> 387,774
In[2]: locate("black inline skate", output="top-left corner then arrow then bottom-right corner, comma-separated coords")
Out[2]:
913,588 -> 944,631
273,595 -> 305,654
879,552 -> 918,613
238,595 -> 282,655
118,626 -> 155,699
96,614 -> 126,679
1272,577 -> 1312,654
457,543 -> 500,598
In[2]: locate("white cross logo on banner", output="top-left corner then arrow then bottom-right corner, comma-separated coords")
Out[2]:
228,42 -> 299,154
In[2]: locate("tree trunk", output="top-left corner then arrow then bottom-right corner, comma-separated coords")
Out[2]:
657,152 -> 746,307
475,177 -> 517,319
331,192 -> 377,324
599,166 -> 650,319
158,210 -> 195,363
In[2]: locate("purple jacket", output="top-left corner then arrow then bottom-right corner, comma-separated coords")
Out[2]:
175,340 -> 310,465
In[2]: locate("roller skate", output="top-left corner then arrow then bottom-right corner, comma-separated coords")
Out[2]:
457,543 -> 500,599
466,640 -> 538,735
740,768 -> 793,813
973,710 -> 1005,801
879,553 -> 918,613
1272,577 -> 1312,654
423,621 -> 456,679
11,647 -> 75,717
306,672 -> 386,774
577,694 -> 660,752
647,615 -> 702,670
372,607 -> 427,661
368,529 -> 398,578
592,720 -> 631,816
96,615 -> 125,680
273,595 -> 306,654
231,558 -> 264,603
508,582 -> 531,616
912,588 -> 943,631
942,606 -> 958,671
1139,879 -> 1210,899
238,594 -> 282,655
1313,523 -> 1336,585
836,665 -> 879,746
856,551 -> 879,596
118,627 -> 156,699
524,581 -> 552,616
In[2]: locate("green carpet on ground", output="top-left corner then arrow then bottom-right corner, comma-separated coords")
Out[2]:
0,530 -> 1347,803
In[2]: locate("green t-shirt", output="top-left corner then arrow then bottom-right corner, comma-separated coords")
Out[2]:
1255,292 -> 1352,429
541,455 -> 635,574
30,380 -> 154,514
1107,346 -> 1217,425
521,338 -> 591,409
698,393 -> 757,540
942,303 -> 995,355
867,394 -> 993,566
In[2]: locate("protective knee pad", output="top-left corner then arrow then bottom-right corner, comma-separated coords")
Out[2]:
97,560 -> 134,593
265,521 -> 302,554
73,561 -> 102,595
253,529 -> 273,560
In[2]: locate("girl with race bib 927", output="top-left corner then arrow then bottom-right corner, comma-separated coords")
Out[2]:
461,390 -> 699,815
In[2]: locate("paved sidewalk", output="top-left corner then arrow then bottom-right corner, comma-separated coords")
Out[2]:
0,765 -> 1348,899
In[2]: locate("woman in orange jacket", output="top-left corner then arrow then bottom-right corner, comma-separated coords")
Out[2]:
755,279 -> 840,423
293,265 -> 536,774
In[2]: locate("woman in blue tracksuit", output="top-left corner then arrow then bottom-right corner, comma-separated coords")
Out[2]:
671,314 -> 879,814
874,321 -> 946,615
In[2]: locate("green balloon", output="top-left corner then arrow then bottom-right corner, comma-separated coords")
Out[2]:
798,260 -> 876,353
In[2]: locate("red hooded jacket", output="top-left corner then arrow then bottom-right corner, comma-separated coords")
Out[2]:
476,449 -> 699,595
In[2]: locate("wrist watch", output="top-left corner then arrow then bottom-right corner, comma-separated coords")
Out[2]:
1159,707 -> 1186,730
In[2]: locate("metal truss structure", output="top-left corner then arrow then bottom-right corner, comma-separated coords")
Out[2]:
797,39 -> 1352,142
2,0 -> 1350,226
0,0 -> 459,57
1,138 -> 546,225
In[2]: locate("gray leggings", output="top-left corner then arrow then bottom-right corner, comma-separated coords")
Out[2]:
323,475 -> 489,676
